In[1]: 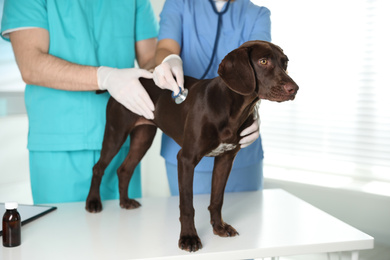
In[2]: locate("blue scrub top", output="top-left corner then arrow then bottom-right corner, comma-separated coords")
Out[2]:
1,0 -> 159,151
158,0 -> 271,171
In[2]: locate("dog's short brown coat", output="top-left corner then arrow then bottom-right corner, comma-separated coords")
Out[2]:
86,40 -> 299,252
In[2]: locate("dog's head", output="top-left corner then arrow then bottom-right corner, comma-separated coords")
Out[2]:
218,40 -> 299,102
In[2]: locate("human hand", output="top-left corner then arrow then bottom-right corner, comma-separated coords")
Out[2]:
153,54 -> 184,95
239,116 -> 260,148
97,66 -> 155,120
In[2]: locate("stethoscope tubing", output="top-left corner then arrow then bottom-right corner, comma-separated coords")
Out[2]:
200,0 -> 232,80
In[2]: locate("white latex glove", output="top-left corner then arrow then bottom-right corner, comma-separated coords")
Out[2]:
153,54 -> 184,95
239,109 -> 261,148
97,66 -> 155,120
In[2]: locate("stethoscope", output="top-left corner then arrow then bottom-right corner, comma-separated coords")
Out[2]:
173,0 -> 232,104
200,0 -> 232,80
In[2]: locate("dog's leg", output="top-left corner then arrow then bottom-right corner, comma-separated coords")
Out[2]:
117,124 -> 157,209
85,119 -> 131,213
177,149 -> 203,252
208,151 -> 239,237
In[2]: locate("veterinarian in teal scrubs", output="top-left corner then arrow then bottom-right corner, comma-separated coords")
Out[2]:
153,0 -> 271,195
1,0 -> 158,204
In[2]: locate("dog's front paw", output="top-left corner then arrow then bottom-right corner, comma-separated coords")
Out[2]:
85,198 -> 103,213
212,222 -> 239,237
179,235 -> 203,252
120,198 -> 141,209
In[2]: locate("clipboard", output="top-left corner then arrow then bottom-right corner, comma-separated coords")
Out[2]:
0,203 -> 57,236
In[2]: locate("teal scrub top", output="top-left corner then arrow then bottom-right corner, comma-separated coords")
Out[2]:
1,0 -> 159,151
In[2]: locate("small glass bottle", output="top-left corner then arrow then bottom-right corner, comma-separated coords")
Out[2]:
2,202 -> 21,247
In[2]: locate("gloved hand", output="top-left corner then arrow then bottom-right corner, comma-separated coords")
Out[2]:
97,66 -> 155,120
239,110 -> 261,148
153,54 -> 184,95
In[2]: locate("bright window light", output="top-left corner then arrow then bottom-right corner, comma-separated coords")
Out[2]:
251,0 -> 390,195
362,181 -> 390,197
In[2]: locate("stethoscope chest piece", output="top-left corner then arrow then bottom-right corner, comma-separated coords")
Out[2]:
172,87 -> 188,104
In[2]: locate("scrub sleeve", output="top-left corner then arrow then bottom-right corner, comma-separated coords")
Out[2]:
1,0 -> 159,203
158,0 -> 271,195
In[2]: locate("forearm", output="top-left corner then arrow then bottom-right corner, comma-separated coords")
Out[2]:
155,39 -> 181,65
155,48 -> 174,65
10,28 -> 98,91
139,57 -> 156,71
19,51 -> 98,91
135,38 -> 158,71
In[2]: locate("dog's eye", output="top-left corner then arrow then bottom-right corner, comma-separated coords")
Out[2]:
259,59 -> 268,65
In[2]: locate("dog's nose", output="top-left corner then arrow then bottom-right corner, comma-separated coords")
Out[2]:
283,82 -> 297,95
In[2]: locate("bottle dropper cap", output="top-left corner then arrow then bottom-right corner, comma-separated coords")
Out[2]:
5,202 -> 18,210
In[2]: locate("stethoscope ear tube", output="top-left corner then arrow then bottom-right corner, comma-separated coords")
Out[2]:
174,1 -> 231,105
200,0 -> 232,80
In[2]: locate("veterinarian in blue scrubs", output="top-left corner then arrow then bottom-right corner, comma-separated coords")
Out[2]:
1,0 -> 158,204
153,0 -> 271,195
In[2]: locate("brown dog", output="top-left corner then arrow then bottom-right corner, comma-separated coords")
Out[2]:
85,40 -> 299,252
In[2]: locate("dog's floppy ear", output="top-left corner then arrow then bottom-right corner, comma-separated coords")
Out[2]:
218,47 -> 256,96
